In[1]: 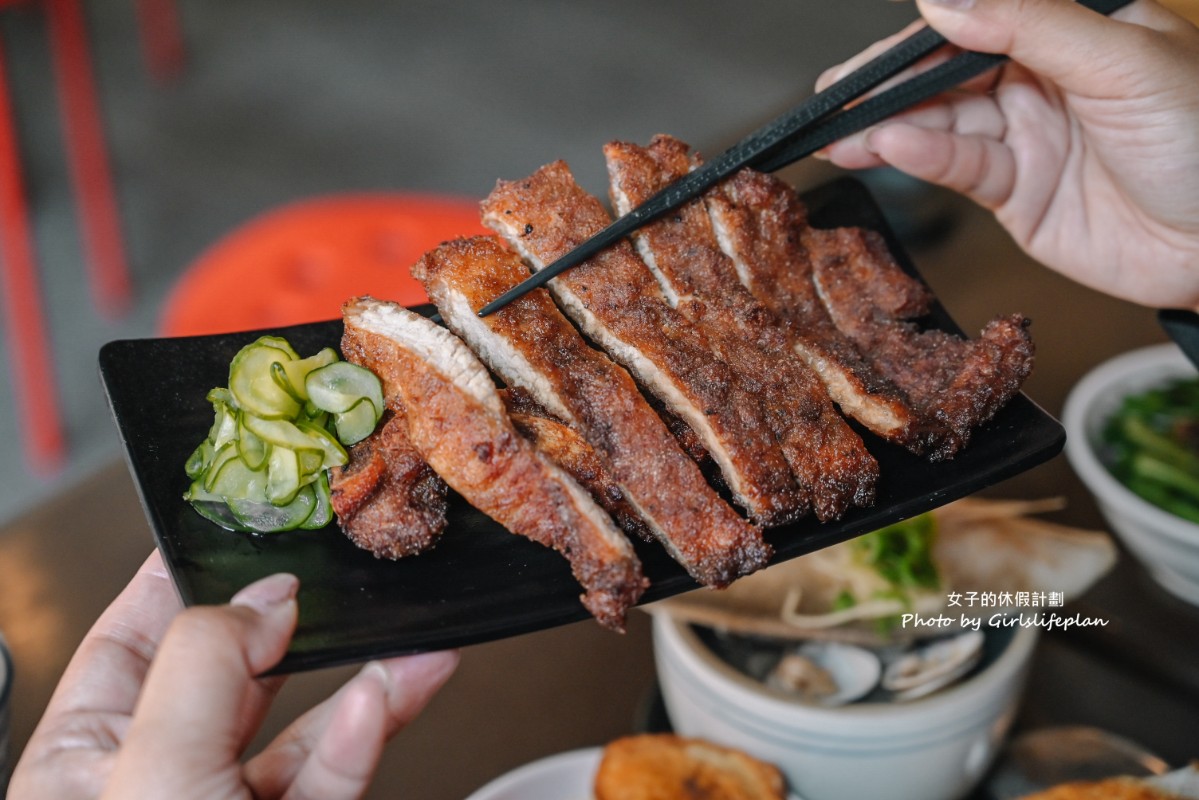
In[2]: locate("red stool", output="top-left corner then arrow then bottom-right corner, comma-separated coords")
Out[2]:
160,194 -> 487,338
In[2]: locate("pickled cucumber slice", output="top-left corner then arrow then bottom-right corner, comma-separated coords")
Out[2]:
334,397 -> 379,445
228,485 -> 317,532
300,471 -> 333,530
306,362 -> 384,417
186,336 -> 384,534
229,342 -> 301,420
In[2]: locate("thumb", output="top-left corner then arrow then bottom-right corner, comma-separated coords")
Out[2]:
102,573 -> 299,796
915,0 -> 1152,93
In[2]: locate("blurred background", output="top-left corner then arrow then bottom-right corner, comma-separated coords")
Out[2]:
0,1 -> 1196,798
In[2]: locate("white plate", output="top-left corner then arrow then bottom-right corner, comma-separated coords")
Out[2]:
465,745 -> 807,800
465,748 -> 600,800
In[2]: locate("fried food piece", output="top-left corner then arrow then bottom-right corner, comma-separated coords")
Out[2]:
1019,779 -> 1183,799
706,167 -> 945,454
499,387 -> 652,541
415,237 -> 768,586
341,297 -> 647,630
594,735 -> 787,800
605,135 -> 877,520
805,226 -> 1035,458
329,408 -> 448,559
482,160 -> 803,528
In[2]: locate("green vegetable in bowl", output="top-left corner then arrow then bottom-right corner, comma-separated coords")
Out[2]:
833,512 -> 942,632
183,336 -> 385,533
852,512 -> 940,592
1101,376 -> 1199,523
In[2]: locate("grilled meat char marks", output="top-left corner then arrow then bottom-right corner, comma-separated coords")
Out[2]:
705,168 -> 945,454
604,135 -> 878,521
805,226 -> 1035,459
329,409 -> 448,559
415,237 -> 769,587
481,161 -> 802,529
341,297 -> 647,630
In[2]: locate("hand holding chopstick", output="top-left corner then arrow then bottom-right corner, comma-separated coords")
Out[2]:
824,0 -> 1199,312
476,0 -> 1135,318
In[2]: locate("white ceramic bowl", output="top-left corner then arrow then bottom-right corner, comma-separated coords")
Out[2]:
1063,343 -> 1199,605
653,614 -> 1037,800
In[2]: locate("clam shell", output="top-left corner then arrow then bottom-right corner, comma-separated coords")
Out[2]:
767,641 -> 881,707
883,630 -> 984,700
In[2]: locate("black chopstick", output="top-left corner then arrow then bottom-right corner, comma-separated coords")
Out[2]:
475,0 -> 1133,318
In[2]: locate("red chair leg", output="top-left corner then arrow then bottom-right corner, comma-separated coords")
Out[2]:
135,0 -> 185,84
0,42 -> 66,475
45,0 -> 132,318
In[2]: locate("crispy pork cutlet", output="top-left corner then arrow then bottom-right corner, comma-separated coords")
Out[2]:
604,136 -> 877,520
647,393 -> 712,466
329,409 -> 448,559
804,225 -> 1034,458
416,237 -> 770,586
481,161 -> 804,528
498,387 -> 652,542
341,296 -> 647,630
705,168 -> 945,455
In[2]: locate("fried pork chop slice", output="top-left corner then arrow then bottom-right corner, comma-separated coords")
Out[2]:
415,237 -> 769,586
804,225 -> 1035,459
481,161 -> 804,528
499,387 -> 652,542
329,408 -> 448,559
341,296 -> 647,630
605,136 -> 877,520
705,168 -> 946,455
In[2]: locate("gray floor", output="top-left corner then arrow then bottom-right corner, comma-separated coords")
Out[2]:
0,0 -> 920,524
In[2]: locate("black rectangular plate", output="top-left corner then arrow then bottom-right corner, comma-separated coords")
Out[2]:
99,177 -> 1064,673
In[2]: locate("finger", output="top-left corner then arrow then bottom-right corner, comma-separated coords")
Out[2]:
244,650 -> 459,798
865,121 -> 1018,209
816,19 -> 931,91
824,91 -> 1005,166
279,666 -> 389,800
39,550 -> 179,721
914,0 -> 1181,96
815,24 -> 998,114
117,573 -> 299,761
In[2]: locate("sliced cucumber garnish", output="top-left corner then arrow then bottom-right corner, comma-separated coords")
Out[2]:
185,440 -> 214,480
229,341 -> 301,420
334,397 -> 380,445
185,336 -> 385,534
301,471 -> 333,530
228,486 -> 318,533
282,347 -> 339,401
236,414 -> 269,471
306,361 -> 385,416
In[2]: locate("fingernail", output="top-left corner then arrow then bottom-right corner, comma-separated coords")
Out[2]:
361,660 -> 393,697
922,0 -> 975,7
815,66 -> 841,92
231,573 -> 299,614
862,126 -> 882,155
378,650 -> 460,688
